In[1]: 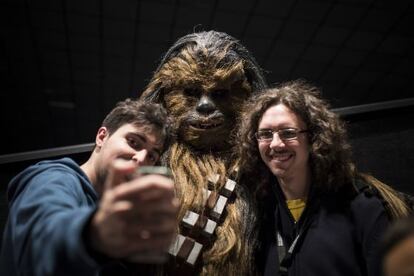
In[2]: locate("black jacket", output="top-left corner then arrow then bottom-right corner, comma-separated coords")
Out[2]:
258,181 -> 390,276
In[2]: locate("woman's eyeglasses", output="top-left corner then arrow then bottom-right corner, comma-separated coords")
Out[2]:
255,128 -> 308,142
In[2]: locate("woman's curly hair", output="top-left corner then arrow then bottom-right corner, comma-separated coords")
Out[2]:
237,79 -> 355,198
236,80 -> 410,218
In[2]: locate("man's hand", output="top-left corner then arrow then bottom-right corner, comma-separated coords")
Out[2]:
88,159 -> 179,260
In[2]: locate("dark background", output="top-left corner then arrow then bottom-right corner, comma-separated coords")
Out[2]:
1,0 -> 413,240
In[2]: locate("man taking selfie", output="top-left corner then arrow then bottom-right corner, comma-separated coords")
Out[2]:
0,99 -> 178,276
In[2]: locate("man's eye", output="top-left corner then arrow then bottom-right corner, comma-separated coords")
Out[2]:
127,138 -> 141,150
148,152 -> 159,164
150,154 -> 157,163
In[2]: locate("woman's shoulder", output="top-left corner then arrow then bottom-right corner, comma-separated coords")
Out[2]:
317,181 -> 388,220
350,190 -> 387,216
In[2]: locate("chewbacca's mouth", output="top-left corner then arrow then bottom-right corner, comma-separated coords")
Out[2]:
187,117 -> 225,130
192,122 -> 222,129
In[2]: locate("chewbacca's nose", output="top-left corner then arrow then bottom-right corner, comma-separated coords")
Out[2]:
196,96 -> 216,114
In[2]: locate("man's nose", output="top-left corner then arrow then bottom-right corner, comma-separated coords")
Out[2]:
132,149 -> 149,166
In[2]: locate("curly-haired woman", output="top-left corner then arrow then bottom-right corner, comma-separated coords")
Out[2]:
236,80 -> 410,276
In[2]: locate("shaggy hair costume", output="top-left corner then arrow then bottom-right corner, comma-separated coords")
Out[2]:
140,30 -> 267,275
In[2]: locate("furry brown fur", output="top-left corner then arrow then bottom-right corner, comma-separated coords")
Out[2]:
140,31 -> 266,275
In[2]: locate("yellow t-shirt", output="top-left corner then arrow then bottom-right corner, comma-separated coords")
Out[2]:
286,198 -> 306,222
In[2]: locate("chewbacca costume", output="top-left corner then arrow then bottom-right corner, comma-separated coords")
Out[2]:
140,31 -> 267,275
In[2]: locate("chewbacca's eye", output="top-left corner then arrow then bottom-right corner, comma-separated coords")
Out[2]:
211,89 -> 228,98
184,88 -> 200,97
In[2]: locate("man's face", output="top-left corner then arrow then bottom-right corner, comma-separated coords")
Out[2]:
95,123 -> 163,184
162,59 -> 251,151
257,104 -> 310,182
384,235 -> 414,276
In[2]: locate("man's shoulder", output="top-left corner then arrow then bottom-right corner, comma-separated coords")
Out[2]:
7,158 -> 89,201
12,158 -> 81,183
20,157 -> 82,178
34,157 -> 80,171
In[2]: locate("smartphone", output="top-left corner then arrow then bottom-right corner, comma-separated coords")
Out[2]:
127,165 -> 173,264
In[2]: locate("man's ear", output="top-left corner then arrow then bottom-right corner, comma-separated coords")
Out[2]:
96,127 -> 109,148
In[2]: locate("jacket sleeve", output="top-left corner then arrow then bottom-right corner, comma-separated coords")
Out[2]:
351,192 -> 390,276
8,168 -> 100,276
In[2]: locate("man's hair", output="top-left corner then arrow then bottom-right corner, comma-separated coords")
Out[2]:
101,98 -> 173,149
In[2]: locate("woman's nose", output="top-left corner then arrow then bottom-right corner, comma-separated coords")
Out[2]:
269,133 -> 285,148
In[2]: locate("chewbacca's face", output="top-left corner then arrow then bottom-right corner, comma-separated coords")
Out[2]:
157,54 -> 252,151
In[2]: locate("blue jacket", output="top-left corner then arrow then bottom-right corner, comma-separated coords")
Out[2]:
0,158 -> 102,276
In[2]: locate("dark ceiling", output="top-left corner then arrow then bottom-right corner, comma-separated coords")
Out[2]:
1,0 -> 413,155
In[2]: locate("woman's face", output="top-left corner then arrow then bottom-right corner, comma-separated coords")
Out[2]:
257,104 -> 310,182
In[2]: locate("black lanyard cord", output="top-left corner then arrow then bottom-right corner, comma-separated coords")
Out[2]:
269,180 -> 320,275
276,199 -> 319,274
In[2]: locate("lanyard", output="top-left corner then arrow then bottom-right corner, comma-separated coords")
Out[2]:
275,199 -> 319,275
269,179 -> 318,275
276,224 -> 306,274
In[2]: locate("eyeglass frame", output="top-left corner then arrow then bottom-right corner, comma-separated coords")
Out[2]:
255,128 -> 308,142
